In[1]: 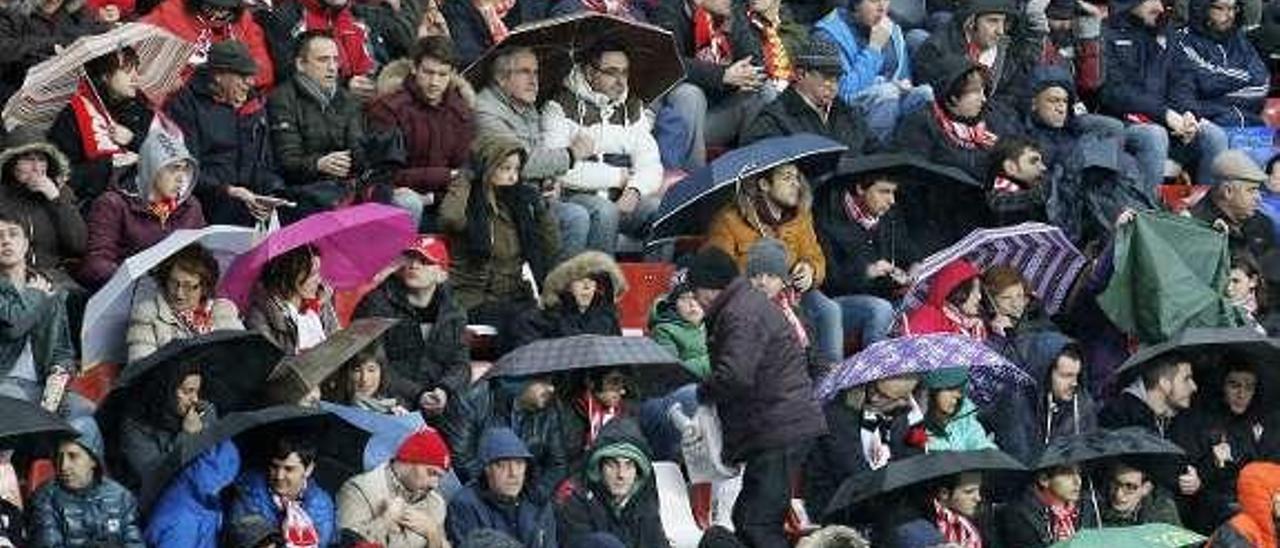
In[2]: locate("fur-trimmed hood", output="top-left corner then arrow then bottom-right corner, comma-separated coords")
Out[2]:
540,251 -> 627,309
0,134 -> 71,186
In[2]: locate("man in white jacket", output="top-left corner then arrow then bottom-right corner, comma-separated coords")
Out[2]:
542,38 -> 666,255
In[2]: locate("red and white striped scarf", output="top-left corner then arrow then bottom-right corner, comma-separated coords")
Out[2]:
476,0 -> 515,45
1036,487 -> 1079,542
693,6 -> 731,65
69,79 -> 122,161
843,191 -> 880,230
930,101 -> 998,150
934,499 -> 983,548
990,175 -> 1023,194
773,288 -> 810,348
579,390 -> 622,448
275,493 -> 320,547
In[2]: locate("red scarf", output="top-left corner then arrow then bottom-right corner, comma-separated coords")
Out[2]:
299,297 -> 324,315
843,191 -> 879,230
578,390 -> 621,448
990,175 -> 1024,194
275,493 -> 320,547
70,79 -> 122,161
149,197 -> 179,223
773,288 -> 810,348
943,303 -> 987,341
300,0 -> 375,78
749,11 -> 791,81
475,0 -> 515,46
930,101 -> 998,150
1036,487 -> 1079,542
175,300 -> 214,334
934,499 -> 983,548
693,6 -> 731,64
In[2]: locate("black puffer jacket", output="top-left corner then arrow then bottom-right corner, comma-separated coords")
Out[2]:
266,76 -> 365,188
698,278 -> 827,463
892,55 -> 998,183
352,278 -> 471,401
555,418 -> 666,548
164,69 -> 284,226
741,85 -> 877,154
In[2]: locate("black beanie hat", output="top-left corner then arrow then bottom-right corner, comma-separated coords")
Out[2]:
687,247 -> 739,290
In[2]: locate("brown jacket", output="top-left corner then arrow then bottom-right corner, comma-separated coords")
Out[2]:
705,180 -> 827,287
244,286 -> 340,355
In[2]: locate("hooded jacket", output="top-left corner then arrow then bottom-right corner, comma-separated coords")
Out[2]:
903,259 -> 980,336
912,0 -> 1037,105
1208,461 -> 1280,547
164,69 -> 284,226
365,77 -> 475,194
698,277 -> 828,462
811,6 -> 912,106
143,0 -> 276,90
647,290 -> 710,381
1007,331 -> 1097,462
439,134 -> 559,313
1170,0 -> 1270,127
511,251 -> 626,349
0,136 -> 86,287
352,277 -> 471,402
924,396 -> 996,452
543,68 -> 663,197
445,428 -> 559,548
996,64 -> 1084,169
226,469 -> 336,547
706,173 -> 827,287
144,440 -> 241,548
453,380 -> 569,497
555,418 -> 665,548
892,55 -> 998,183
79,125 -> 206,288
29,417 -> 145,547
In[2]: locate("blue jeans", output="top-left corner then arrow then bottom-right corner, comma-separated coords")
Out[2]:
564,192 -> 620,254
553,199 -> 590,262
1178,121 -> 1229,183
851,82 -> 933,145
1075,115 -> 1168,193
664,83 -> 777,168
800,291 -> 897,362
638,384 -> 699,461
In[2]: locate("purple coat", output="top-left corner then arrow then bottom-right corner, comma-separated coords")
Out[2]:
78,192 -> 205,288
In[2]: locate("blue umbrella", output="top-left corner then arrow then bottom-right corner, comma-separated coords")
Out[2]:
319,402 -> 424,470
649,133 -> 847,240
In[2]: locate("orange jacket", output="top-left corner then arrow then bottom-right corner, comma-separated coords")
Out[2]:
1211,461 -> 1280,547
705,189 -> 826,288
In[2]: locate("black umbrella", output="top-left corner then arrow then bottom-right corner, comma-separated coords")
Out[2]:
488,334 -> 679,379
138,405 -> 372,511
462,12 -> 684,105
1032,428 -> 1185,471
1114,328 -> 1280,383
816,153 -> 986,255
102,330 -> 284,416
0,396 -> 75,454
823,449 -> 1026,518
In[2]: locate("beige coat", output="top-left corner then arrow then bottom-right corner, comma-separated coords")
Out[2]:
336,463 -> 451,548
126,294 -> 243,362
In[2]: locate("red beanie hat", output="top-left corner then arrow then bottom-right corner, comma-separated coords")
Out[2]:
395,428 -> 451,469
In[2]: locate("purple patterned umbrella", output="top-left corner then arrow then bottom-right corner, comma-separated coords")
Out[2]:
901,223 -> 1087,316
814,334 -> 1032,405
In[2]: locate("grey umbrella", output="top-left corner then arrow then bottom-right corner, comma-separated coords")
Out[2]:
488,335 -> 679,379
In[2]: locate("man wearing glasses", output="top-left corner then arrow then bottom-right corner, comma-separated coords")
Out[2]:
1171,0 -> 1271,127
542,37 -> 666,255
1100,460 -> 1183,527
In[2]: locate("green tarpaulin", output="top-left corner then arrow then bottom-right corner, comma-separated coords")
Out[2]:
1097,211 -> 1245,344
1049,523 -> 1206,548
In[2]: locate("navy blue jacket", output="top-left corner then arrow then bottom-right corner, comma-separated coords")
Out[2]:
446,483 -> 558,548
226,470 -> 336,547
1099,5 -> 1174,121
1169,0 -> 1271,127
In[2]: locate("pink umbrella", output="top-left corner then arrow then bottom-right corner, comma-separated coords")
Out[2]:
218,204 -> 415,308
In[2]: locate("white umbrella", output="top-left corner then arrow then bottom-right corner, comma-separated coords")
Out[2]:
81,225 -> 256,367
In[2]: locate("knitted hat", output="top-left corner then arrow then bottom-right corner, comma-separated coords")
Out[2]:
687,247 -> 739,290
206,40 -> 258,76
921,367 -> 969,390
745,238 -> 790,280
587,441 -> 652,485
395,428 -> 451,469
405,234 -> 450,268
793,37 -> 844,75
1212,149 -> 1268,186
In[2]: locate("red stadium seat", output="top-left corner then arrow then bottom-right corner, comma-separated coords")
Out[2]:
617,262 -> 677,332
1266,98 -> 1280,128
68,362 -> 120,405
